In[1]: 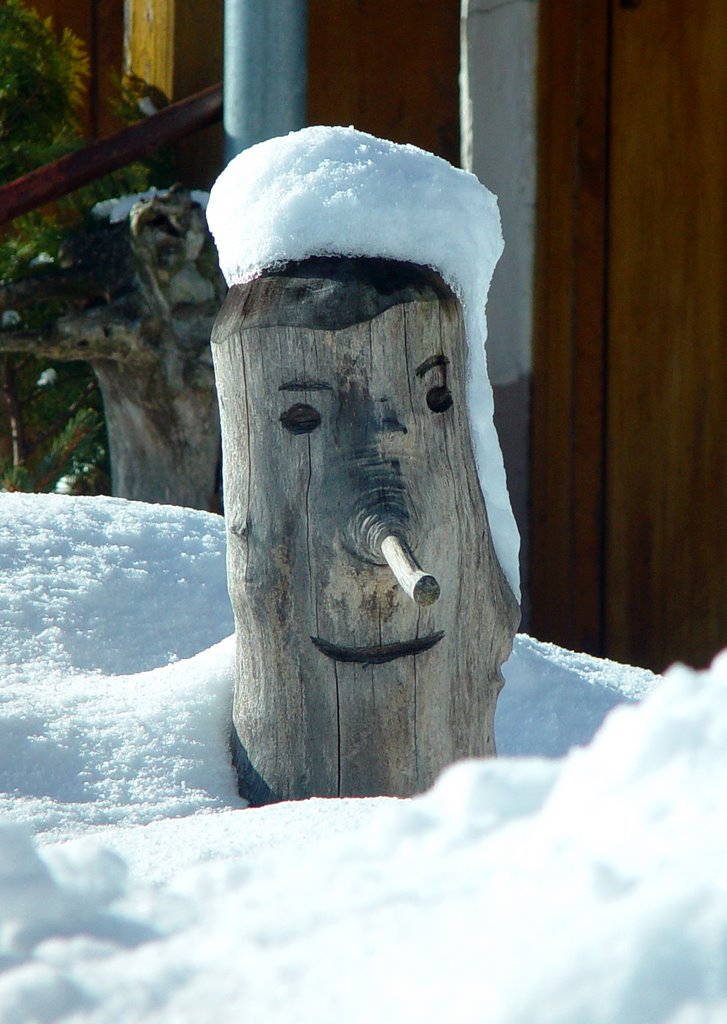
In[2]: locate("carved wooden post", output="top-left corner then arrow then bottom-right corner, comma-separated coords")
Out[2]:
212,255 -> 520,804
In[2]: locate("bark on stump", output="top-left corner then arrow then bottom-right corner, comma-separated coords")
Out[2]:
211,256 -> 520,804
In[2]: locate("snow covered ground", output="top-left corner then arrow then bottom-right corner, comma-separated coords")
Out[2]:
3,491 -> 727,1023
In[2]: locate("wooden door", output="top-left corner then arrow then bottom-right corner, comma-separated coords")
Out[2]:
533,1 -> 727,672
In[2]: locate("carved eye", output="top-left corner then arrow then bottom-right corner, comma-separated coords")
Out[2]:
426,385 -> 453,413
280,403 -> 321,434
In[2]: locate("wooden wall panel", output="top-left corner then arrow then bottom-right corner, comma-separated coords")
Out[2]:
534,0 -> 727,671
308,0 -> 460,165
531,1 -> 610,654
605,1 -> 727,670
26,2 -> 457,209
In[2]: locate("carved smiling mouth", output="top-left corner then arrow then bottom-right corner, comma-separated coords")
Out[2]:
311,631 -> 444,665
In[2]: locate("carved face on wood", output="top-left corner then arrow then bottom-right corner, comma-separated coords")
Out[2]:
212,257 -> 519,803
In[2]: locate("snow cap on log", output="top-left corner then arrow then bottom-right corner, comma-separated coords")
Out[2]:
206,125 -> 520,598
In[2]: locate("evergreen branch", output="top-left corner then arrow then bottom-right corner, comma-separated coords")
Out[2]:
32,379 -> 97,448
31,407 -> 102,493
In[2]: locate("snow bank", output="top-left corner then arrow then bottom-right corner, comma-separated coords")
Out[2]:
0,493 -> 237,840
3,649 -> 727,1022
0,494 -> 651,833
0,635 -> 238,840
12,492 -> 726,1023
0,492 -> 231,677
206,125 -> 520,598
498,634 -> 654,757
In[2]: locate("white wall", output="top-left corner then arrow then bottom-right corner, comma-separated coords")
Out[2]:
460,0 -> 539,617
461,0 -> 538,384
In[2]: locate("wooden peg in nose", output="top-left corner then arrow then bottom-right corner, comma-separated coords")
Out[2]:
380,535 -> 441,606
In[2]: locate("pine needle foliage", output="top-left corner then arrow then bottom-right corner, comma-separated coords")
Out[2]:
0,354 -> 110,494
0,0 -> 89,182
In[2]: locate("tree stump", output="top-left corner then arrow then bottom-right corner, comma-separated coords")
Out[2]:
212,256 -> 520,804
0,189 -> 226,509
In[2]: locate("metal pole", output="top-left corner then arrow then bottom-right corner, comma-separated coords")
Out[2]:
224,0 -> 308,164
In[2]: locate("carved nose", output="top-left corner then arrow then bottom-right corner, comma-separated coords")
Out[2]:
346,508 -> 441,606
342,444 -> 438,604
380,535 -> 440,606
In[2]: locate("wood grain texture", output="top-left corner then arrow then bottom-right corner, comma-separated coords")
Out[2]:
605,1 -> 727,669
531,1 -> 610,654
308,0 -> 460,165
534,0 -> 727,670
212,257 -> 519,803
0,190 -> 225,507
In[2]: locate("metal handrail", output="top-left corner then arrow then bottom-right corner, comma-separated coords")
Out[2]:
0,83 -> 223,227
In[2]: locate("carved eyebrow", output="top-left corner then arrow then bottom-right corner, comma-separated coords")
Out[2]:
279,380 -> 333,392
415,354 -> 449,378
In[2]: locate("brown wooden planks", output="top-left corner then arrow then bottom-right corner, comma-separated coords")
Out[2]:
605,1 -> 727,670
308,0 -> 460,165
531,1 -> 610,655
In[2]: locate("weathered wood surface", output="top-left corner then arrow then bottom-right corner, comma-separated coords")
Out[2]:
212,257 -> 520,804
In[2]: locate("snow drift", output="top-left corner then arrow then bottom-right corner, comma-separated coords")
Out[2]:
3,493 -> 727,1023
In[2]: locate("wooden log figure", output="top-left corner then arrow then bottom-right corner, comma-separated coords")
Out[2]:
211,255 -> 520,804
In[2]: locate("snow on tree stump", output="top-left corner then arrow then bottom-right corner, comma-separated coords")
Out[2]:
212,255 -> 520,804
